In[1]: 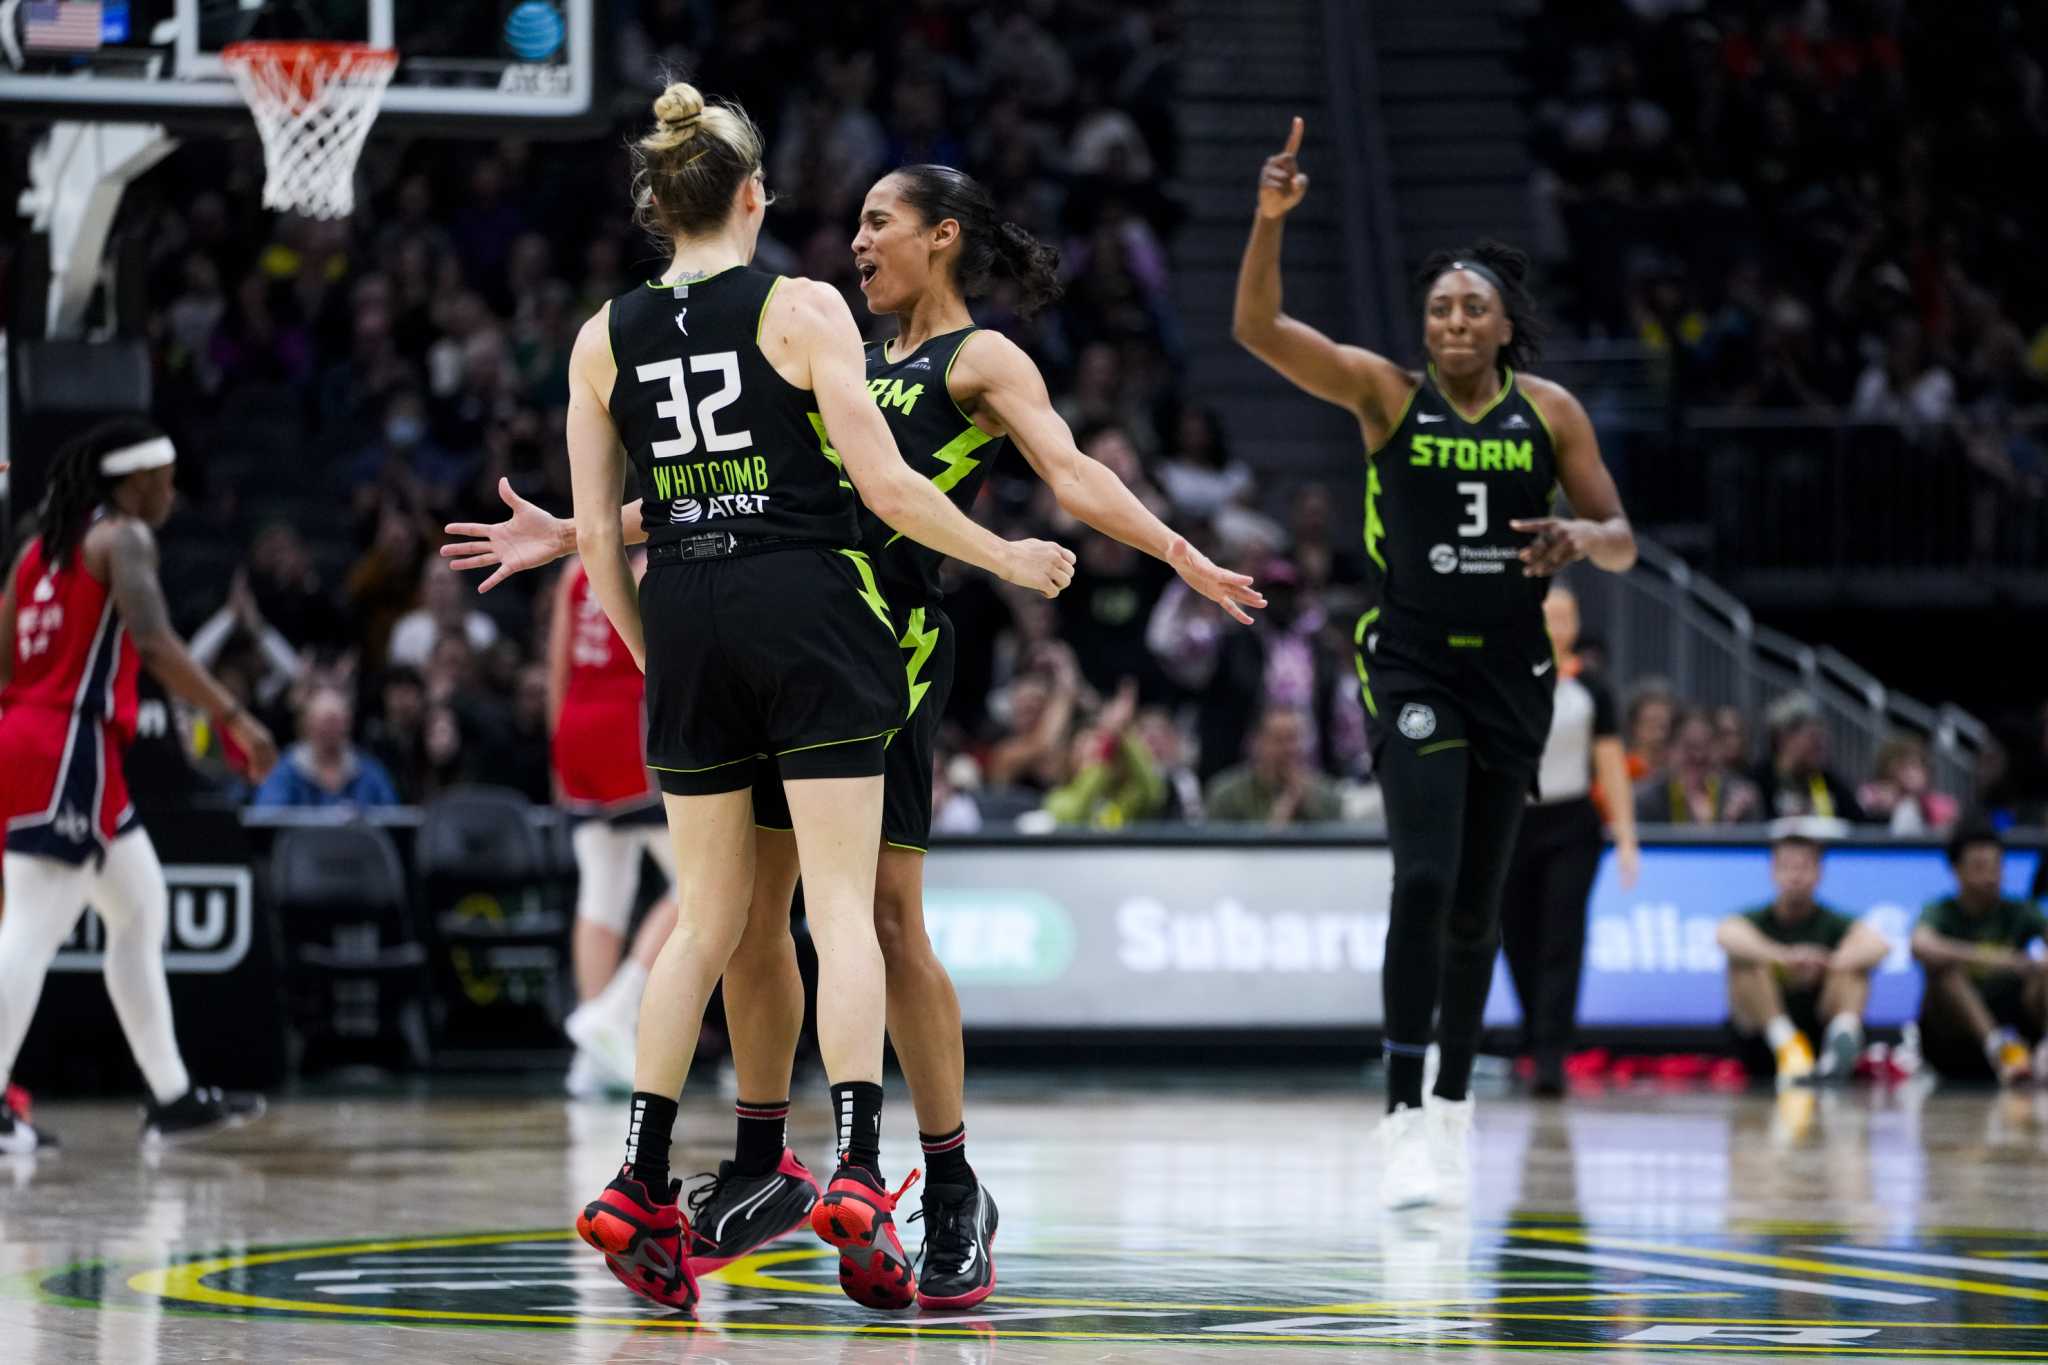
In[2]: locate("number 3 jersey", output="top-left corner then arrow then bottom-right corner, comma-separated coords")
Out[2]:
607,266 -> 860,548
1367,365 -> 1557,633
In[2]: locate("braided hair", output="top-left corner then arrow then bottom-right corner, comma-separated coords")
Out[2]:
37,417 -> 164,567
1413,238 -> 1547,372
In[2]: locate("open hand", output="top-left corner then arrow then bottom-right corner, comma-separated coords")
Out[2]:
1167,537 -> 1265,625
1257,117 -> 1310,219
441,477 -> 573,592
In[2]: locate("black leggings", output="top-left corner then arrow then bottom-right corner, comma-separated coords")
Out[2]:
1377,736 -> 1531,1108
1500,798 -> 1604,1067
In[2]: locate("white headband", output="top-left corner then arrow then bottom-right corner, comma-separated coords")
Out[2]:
99,436 -> 176,477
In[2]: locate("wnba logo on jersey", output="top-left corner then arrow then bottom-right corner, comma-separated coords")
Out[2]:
52,865 -> 254,974
1397,703 -> 1438,740
671,498 -> 703,524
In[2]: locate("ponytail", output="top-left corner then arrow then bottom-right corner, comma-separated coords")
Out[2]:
889,165 -> 1065,318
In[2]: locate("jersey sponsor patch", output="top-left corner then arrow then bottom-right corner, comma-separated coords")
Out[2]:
1397,703 -> 1437,740
671,498 -> 703,524
1429,543 -> 1458,574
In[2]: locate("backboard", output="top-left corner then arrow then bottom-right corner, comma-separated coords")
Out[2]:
0,0 -> 602,134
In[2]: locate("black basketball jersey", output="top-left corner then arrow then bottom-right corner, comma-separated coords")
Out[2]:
607,267 -> 859,548
1366,366 -> 1557,632
856,327 -> 1008,605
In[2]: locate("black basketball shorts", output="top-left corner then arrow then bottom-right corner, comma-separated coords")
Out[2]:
754,602 -> 954,851
1356,608 -> 1555,783
641,546 -> 907,795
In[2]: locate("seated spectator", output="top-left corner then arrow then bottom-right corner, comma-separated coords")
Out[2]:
984,642 -> 1083,793
1911,826 -> 2048,1086
932,751 -> 983,835
1205,706 -> 1341,827
1044,682 -> 1166,829
1136,706 -> 1202,822
1858,734 -> 1960,834
1623,679 -> 1676,784
1756,692 -> 1863,822
1710,704 -> 1750,776
362,665 -> 431,802
244,521 -> 346,653
1718,830 -> 1889,1084
251,686 -> 400,809
388,558 -> 500,670
1155,402 -> 1250,522
1635,708 -> 1762,825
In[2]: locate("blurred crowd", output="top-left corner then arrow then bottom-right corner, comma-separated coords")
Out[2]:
1,1 -> 2032,832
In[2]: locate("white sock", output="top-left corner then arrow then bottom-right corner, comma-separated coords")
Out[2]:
1765,1015 -> 1797,1051
1986,1027 -> 2019,1064
1825,1014 -> 1863,1048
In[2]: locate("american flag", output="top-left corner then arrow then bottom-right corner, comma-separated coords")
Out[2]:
23,1 -> 105,52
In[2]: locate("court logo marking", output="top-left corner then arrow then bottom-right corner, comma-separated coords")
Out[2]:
39,1223 -> 2048,1354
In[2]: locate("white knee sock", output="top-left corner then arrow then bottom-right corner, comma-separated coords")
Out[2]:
92,834 -> 191,1105
0,853 -> 94,1086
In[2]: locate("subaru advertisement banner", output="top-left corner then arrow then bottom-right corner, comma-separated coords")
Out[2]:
924,841 -> 2043,1031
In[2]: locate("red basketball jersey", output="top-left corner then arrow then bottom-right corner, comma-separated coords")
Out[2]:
2,527 -> 144,863
4,533 -> 140,740
552,561 -> 656,811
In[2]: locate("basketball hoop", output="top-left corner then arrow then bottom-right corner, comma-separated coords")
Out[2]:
222,41 -> 397,220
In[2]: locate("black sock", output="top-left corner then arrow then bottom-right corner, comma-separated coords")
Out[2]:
1385,1039 -> 1427,1112
623,1091 -> 678,1196
919,1124 -> 973,1187
831,1081 -> 884,1176
733,1097 -> 789,1176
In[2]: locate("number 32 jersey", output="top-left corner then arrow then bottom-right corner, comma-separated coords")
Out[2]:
607,267 -> 860,548
1366,365 -> 1557,633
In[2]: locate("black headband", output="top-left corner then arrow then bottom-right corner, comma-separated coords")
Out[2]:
1437,258 -> 1506,298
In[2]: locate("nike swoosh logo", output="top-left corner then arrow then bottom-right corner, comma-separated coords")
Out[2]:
1417,412 -> 1447,424
1532,659 -> 1554,677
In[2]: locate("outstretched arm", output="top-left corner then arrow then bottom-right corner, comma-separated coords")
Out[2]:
1232,116 -> 1412,442
442,480 -> 646,593
956,332 -> 1265,625
0,542 -> 26,693
101,519 -> 278,778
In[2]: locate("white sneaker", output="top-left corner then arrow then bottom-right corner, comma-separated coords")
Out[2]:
565,1000 -> 637,1091
564,1050 -> 605,1100
1379,1104 -> 1438,1210
1428,1095 -> 1473,1205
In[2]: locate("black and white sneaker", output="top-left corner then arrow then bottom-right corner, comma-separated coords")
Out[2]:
684,1148 -> 822,1272
912,1181 -> 998,1310
1,1091 -> 57,1155
141,1087 -> 266,1147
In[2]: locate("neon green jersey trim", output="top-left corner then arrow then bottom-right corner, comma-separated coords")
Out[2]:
755,275 -> 783,346
1353,606 -> 1381,718
835,548 -> 896,636
774,727 -> 899,758
899,606 -> 942,718
884,424 -> 995,546
1427,363 -> 1517,425
806,412 -> 853,490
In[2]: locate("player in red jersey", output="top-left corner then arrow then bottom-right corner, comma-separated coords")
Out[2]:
549,553 -> 678,1096
0,420 -> 278,1153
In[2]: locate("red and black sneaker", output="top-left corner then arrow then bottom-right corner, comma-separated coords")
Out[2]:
810,1161 -> 919,1310
576,1167 -> 699,1312
685,1148 -> 822,1273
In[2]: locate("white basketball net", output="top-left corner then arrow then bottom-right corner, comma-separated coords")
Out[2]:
222,42 -> 397,220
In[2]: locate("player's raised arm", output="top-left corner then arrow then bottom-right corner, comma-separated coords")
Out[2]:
1232,117 -> 1412,441
441,479 -> 647,593
778,278 -> 1075,599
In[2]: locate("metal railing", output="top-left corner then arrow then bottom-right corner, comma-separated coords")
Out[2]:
1561,540 -> 1991,801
